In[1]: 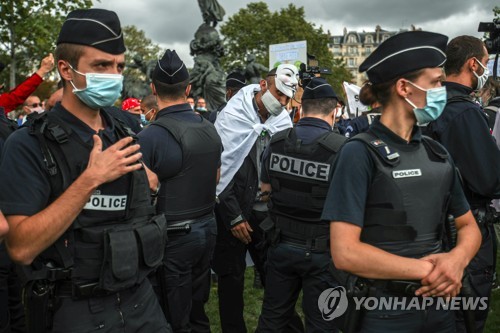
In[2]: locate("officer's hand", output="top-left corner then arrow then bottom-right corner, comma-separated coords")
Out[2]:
231,221 -> 253,244
86,135 -> 143,186
143,164 -> 159,193
415,253 -> 465,298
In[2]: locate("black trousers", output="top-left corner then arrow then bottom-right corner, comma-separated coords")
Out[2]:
157,215 -> 217,333
212,209 -> 304,333
257,243 -> 339,333
51,279 -> 169,332
358,289 -> 455,333
455,221 -> 496,333
0,244 -> 25,333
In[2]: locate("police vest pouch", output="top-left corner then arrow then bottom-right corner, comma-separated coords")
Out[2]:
135,214 -> 167,268
100,230 -> 139,292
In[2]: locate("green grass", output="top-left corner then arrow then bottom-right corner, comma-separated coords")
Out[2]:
206,239 -> 500,332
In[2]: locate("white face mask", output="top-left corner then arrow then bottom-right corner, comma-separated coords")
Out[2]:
261,90 -> 283,116
473,57 -> 489,91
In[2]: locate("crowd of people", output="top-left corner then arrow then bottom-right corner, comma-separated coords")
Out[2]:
0,7 -> 499,333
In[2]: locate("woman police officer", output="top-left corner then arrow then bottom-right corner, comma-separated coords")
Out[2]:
322,31 -> 482,332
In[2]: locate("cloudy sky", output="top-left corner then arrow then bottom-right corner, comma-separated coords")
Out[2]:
93,0 -> 497,67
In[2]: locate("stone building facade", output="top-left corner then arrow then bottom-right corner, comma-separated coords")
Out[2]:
329,25 -> 421,85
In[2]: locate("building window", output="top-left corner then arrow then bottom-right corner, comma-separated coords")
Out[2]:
333,37 -> 341,44
382,34 -> 390,42
333,46 -> 341,54
348,58 -> 356,67
365,35 -> 373,43
348,46 -> 357,55
348,35 -> 357,43
365,46 -> 372,55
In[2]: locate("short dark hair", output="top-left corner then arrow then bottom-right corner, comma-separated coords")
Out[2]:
153,78 -> 189,100
302,98 -> 337,116
141,94 -> 157,110
445,36 -> 486,76
55,43 -> 86,69
55,43 -> 86,87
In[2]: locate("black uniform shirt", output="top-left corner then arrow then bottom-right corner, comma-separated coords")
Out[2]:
138,103 -> 200,180
428,81 -> 500,205
0,102 -> 118,216
260,117 -> 332,183
321,118 -> 469,227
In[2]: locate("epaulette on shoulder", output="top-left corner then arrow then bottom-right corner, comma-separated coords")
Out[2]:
350,132 -> 400,166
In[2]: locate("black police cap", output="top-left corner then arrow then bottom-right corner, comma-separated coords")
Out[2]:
226,72 -> 246,89
153,49 -> 189,85
359,31 -> 448,84
302,77 -> 338,100
57,8 -> 126,55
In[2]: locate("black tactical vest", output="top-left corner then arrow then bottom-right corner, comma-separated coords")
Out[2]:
267,127 -> 346,224
152,114 -> 222,222
26,110 -> 165,291
352,132 -> 454,258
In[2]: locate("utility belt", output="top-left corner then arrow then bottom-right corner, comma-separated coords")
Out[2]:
328,263 -> 422,333
370,279 -> 422,296
279,234 -> 329,252
260,215 -> 329,253
471,205 -> 498,225
56,280 -> 117,300
167,212 -> 213,228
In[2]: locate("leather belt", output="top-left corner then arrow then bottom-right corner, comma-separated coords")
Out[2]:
168,213 -> 213,227
279,234 -> 329,252
56,281 -> 113,300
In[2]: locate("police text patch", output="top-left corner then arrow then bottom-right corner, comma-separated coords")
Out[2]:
84,194 -> 127,211
392,169 -> 422,179
270,153 -> 330,181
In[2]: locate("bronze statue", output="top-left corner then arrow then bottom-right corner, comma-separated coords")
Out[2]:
189,24 -> 226,111
244,54 -> 268,84
198,0 -> 225,27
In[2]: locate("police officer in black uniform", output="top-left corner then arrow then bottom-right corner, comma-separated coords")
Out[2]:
0,9 -> 169,332
138,49 -> 222,332
256,77 -> 345,332
322,31 -> 482,332
344,83 -> 381,138
427,35 -> 500,333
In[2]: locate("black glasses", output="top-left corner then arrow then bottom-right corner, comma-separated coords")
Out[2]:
29,103 -> 42,108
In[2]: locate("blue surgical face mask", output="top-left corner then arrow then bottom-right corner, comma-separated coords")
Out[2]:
69,64 -> 123,110
140,113 -> 149,126
404,80 -> 447,125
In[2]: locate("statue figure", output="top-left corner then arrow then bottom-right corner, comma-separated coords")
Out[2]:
197,0 -> 225,27
244,54 -> 268,84
189,23 -> 226,111
122,56 -> 157,99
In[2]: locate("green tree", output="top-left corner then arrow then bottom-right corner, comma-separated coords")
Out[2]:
219,2 -> 352,96
121,25 -> 162,98
0,0 -> 93,88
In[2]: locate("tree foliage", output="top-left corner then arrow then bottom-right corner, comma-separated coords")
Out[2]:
0,0 -> 93,88
219,2 -> 352,96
